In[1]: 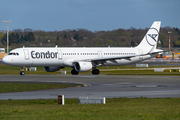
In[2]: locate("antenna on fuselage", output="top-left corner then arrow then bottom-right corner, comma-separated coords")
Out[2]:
55,45 -> 58,48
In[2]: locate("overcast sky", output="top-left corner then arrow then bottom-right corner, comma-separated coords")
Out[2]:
0,0 -> 179,32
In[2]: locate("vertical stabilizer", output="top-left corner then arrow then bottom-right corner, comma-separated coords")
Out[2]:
136,21 -> 161,54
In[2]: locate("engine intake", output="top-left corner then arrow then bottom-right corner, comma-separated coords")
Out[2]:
74,62 -> 93,72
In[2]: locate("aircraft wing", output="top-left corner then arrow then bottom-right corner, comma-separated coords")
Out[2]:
91,55 -> 136,62
78,50 -> 164,63
78,55 -> 137,63
75,47 -> 164,63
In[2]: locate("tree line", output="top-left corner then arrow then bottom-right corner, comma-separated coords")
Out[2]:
1,32 -> 35,45
0,27 -> 180,49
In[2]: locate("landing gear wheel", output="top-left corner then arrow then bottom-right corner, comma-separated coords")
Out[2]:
92,69 -> 100,75
71,69 -> 79,75
20,71 -> 25,75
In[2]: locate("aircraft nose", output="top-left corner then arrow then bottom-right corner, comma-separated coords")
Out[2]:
2,56 -> 11,64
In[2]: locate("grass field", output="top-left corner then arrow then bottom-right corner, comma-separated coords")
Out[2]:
0,64 -> 180,76
0,82 -> 82,93
0,98 -> 180,120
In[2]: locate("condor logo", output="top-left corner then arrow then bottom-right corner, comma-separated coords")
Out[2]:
148,34 -> 157,42
146,28 -> 158,46
31,51 -> 58,59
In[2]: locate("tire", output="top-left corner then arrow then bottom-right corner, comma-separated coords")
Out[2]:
71,69 -> 79,75
92,69 -> 100,75
20,71 -> 25,75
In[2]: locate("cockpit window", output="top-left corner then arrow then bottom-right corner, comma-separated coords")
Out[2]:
8,53 -> 13,55
8,52 -> 19,56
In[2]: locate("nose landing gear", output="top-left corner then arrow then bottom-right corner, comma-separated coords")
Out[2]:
20,66 -> 25,75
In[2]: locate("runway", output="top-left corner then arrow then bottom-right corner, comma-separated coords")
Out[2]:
0,74 -> 180,100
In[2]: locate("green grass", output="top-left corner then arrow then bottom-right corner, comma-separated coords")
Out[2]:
0,98 -> 180,120
0,82 -> 82,93
0,64 -> 180,75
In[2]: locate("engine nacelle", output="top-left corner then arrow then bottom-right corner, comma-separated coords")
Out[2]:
44,66 -> 63,72
74,62 -> 93,72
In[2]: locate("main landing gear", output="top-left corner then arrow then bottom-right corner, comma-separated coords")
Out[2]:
20,66 -> 25,75
71,69 -> 79,75
92,68 -> 100,75
71,68 -> 100,75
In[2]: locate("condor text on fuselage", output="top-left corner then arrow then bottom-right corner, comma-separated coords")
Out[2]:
31,51 -> 58,59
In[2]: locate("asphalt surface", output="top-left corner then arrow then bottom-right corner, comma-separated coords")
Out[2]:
0,74 -> 180,100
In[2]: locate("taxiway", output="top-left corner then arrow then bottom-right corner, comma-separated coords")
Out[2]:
0,74 -> 180,100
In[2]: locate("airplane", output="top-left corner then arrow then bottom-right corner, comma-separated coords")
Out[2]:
2,21 -> 163,75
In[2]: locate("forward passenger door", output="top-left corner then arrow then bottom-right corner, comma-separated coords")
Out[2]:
23,49 -> 29,60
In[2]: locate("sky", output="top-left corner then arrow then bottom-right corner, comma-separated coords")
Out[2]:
0,0 -> 179,32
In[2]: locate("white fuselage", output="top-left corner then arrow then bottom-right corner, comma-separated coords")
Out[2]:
3,47 -> 153,67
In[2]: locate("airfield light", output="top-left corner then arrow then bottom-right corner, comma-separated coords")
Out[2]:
3,20 -> 11,53
168,31 -> 172,51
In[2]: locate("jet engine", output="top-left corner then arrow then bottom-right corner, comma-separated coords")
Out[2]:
44,66 -> 63,72
74,62 -> 93,72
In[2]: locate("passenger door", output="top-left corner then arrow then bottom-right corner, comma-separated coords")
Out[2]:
138,49 -> 143,59
23,49 -> 29,60
98,51 -> 102,58
57,49 -> 62,60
